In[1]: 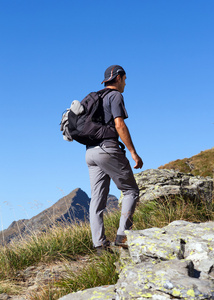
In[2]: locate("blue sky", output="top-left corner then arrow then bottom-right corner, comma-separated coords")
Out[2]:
0,0 -> 213,230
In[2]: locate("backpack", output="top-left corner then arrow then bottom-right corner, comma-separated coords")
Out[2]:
60,88 -> 118,146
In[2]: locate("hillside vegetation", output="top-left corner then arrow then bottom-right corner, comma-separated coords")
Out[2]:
1,148 -> 213,299
0,195 -> 214,299
159,147 -> 214,177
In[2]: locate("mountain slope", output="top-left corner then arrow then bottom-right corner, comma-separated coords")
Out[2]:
159,147 -> 214,177
0,188 -> 89,245
0,188 -> 119,245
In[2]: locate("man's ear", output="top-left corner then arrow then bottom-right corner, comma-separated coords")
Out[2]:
116,74 -> 121,82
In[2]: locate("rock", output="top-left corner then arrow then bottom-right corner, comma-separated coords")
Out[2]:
116,259 -> 214,299
59,285 -> 116,300
121,221 -> 214,299
134,169 -> 213,204
60,221 -> 214,299
0,294 -> 11,300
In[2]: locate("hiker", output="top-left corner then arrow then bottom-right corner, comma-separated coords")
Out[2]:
85,65 -> 143,252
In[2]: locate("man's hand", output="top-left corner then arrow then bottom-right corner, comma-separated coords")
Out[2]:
131,152 -> 143,169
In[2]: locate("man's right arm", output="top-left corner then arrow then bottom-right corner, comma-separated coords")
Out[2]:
114,117 -> 143,169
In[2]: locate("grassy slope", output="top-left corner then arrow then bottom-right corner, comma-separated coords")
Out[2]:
0,195 -> 213,299
1,147 -> 214,299
159,147 -> 214,177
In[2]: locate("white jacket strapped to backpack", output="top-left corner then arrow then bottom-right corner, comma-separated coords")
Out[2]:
60,100 -> 84,141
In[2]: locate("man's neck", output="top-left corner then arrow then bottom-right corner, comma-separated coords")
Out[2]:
105,85 -> 118,90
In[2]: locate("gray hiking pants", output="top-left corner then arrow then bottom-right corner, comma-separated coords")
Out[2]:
85,145 -> 139,247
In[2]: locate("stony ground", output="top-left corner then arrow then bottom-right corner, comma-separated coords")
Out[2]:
63,221 -> 214,300
0,255 -> 90,300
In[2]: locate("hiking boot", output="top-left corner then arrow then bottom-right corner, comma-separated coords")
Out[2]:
115,235 -> 128,249
95,240 -> 113,255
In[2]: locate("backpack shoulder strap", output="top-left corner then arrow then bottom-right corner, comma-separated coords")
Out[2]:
97,88 -> 118,99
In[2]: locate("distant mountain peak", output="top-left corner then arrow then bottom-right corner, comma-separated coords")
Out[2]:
0,188 -> 118,245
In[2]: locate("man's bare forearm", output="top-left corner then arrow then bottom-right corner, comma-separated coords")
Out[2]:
114,117 -> 143,169
115,119 -> 136,154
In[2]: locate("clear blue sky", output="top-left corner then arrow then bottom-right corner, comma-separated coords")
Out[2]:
0,0 -> 213,230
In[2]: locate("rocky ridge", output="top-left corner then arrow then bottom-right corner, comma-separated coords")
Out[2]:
61,169 -> 214,300
60,220 -> 214,299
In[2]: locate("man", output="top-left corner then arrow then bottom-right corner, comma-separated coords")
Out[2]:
85,65 -> 143,252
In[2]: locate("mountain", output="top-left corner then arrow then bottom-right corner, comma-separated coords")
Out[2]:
159,147 -> 214,177
0,188 -> 118,245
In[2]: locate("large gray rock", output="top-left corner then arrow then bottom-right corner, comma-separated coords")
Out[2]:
118,221 -> 214,299
59,285 -> 116,300
134,169 -> 213,203
59,221 -> 214,299
116,259 -> 214,299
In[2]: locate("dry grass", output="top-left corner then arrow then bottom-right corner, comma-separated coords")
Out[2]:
159,147 -> 214,178
133,195 -> 214,231
0,221 -> 93,280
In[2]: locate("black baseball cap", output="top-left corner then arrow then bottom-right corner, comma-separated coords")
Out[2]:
101,65 -> 126,84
